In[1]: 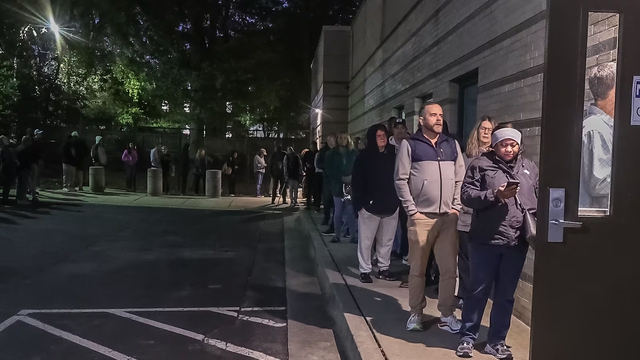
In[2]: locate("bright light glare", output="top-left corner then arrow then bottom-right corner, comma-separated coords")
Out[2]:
315,109 -> 322,114
49,20 -> 59,35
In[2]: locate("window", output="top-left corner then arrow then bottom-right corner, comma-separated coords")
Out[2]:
578,12 -> 620,217
455,71 -> 479,149
393,105 -> 405,120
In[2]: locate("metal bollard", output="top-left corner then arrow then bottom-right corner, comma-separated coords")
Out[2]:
89,166 -> 105,193
206,170 -> 222,198
147,168 -> 163,196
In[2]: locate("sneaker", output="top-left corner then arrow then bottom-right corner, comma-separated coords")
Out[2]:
359,273 -> 373,283
330,237 -> 341,243
78,187 -> 84,191
271,201 -> 276,205
376,269 -> 397,281
62,187 -> 70,192
456,341 -> 474,358
344,232 -> 351,238
230,194 -> 236,197
282,201 -> 288,205
484,343 -> 512,359
322,228 -> 335,236
439,314 -> 462,334
402,256 -> 410,266
406,313 -> 423,331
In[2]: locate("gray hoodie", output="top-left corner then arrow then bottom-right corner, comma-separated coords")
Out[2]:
579,105 -> 613,210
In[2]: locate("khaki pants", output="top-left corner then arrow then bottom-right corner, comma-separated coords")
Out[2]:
408,213 -> 459,317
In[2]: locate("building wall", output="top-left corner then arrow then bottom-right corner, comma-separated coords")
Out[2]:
311,26 -> 351,145
347,0 -> 548,326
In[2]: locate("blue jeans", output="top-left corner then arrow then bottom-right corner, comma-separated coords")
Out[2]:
333,196 -> 357,241
255,172 -> 264,196
460,241 -> 528,345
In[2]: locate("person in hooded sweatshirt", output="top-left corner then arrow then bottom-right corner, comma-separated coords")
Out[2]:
352,124 -> 400,283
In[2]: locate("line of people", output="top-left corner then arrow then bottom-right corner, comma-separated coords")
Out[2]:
313,103 -> 538,359
1,129 -> 46,205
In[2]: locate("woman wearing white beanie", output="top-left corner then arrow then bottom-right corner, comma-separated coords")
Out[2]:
455,126 -> 539,359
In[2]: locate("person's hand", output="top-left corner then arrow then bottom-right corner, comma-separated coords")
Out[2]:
450,209 -> 460,216
411,212 -> 428,221
495,183 -> 518,201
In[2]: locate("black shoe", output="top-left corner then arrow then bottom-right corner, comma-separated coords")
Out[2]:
321,219 -> 329,226
456,341 -> 474,358
282,201 -> 288,205
377,269 -> 397,281
330,237 -> 341,243
359,273 -> 373,283
484,342 -> 513,359
322,228 -> 335,236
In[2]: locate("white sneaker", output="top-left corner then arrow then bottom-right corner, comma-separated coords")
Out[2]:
402,256 -> 410,266
406,313 -> 423,331
62,187 -> 70,192
439,314 -> 462,333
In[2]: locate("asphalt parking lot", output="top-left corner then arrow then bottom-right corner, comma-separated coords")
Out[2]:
0,202 -> 291,360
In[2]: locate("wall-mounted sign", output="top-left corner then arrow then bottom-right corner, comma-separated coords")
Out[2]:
632,76 -> 640,126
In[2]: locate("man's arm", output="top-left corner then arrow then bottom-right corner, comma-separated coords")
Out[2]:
394,140 -> 417,216
452,141 -> 465,213
582,129 -> 612,197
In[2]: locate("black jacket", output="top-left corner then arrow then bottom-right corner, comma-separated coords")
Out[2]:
61,137 -> 75,166
352,124 -> 400,216
461,152 -> 539,246
302,150 -> 316,174
1,144 -> 17,176
269,151 -> 286,177
72,137 -> 88,167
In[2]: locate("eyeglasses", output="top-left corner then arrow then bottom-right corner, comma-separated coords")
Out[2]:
480,126 -> 493,132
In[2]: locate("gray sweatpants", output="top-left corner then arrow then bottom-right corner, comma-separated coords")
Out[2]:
357,208 -> 399,273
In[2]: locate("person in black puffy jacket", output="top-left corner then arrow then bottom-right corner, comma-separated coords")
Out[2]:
352,124 -> 400,284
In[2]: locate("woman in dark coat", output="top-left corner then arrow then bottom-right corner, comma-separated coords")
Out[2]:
456,127 -> 538,359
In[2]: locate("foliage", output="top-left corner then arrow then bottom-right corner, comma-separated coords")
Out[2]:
0,0 -> 363,137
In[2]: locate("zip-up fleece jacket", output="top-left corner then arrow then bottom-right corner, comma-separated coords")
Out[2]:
461,152 -> 539,246
395,132 -> 465,216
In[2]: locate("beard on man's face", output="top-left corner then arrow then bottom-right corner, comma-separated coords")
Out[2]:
423,121 -> 443,134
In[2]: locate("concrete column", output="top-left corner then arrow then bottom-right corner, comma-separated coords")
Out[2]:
206,170 -> 222,198
88,166 -> 105,193
147,168 -> 163,196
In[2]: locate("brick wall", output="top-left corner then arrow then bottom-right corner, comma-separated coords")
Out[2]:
345,0 -> 549,326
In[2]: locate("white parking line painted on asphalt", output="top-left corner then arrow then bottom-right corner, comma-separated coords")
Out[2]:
210,309 -> 286,327
0,316 -> 19,333
108,310 -> 281,360
18,306 -> 286,315
17,316 -> 137,360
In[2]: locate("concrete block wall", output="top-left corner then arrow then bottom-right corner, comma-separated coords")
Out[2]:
311,27 -> 351,144
344,0 -> 549,326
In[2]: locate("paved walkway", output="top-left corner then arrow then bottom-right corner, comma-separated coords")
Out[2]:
303,210 -> 531,360
32,189 -> 279,211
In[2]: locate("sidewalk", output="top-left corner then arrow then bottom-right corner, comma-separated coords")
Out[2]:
33,189 -> 278,211
302,210 -> 531,360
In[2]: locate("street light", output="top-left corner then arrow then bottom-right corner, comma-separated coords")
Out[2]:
315,109 -> 322,114
49,18 -> 59,36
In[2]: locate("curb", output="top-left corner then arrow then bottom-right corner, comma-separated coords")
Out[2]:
300,211 -> 385,360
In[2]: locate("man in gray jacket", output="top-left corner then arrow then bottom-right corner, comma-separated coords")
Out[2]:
395,103 -> 466,333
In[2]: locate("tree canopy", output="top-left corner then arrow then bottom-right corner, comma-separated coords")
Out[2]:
0,0 -> 362,139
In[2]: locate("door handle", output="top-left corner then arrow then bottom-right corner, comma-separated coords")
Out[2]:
548,188 -> 582,243
550,219 -> 583,228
